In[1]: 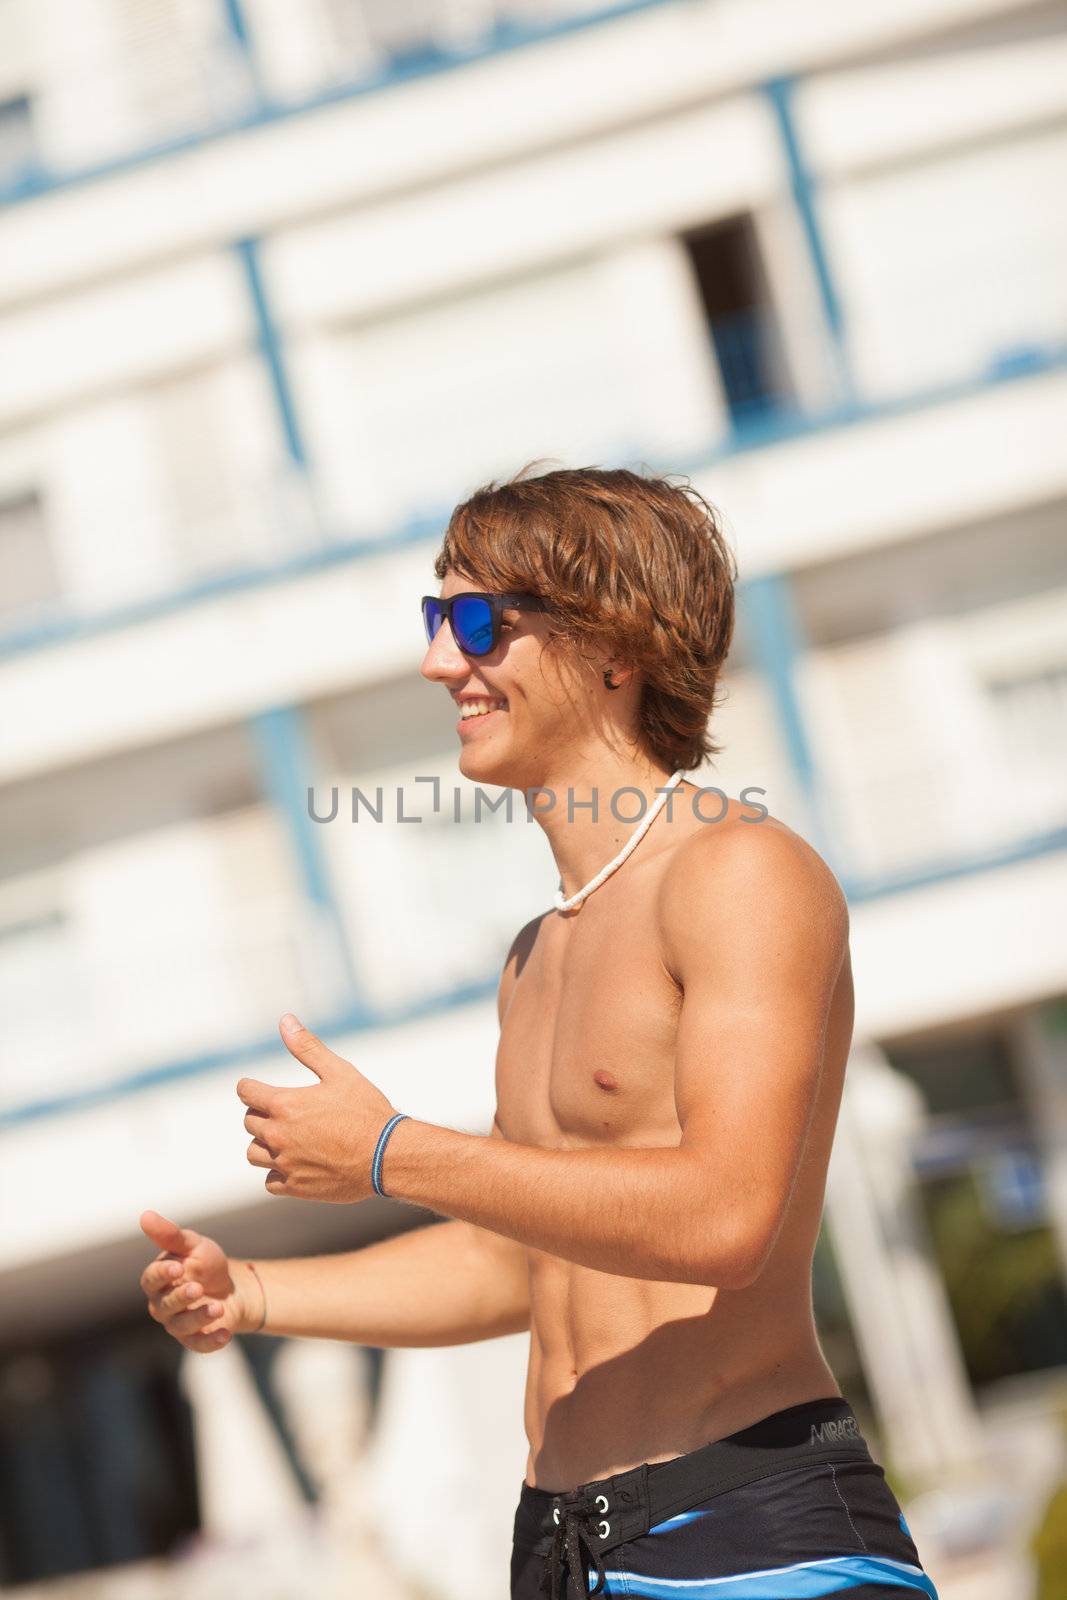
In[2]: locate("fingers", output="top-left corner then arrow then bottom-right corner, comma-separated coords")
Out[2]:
167,1297 -> 226,1337
168,1302 -> 232,1350
146,1282 -> 232,1350
141,1258 -> 184,1296
139,1210 -> 199,1257
234,1078 -> 279,1114
277,1014 -> 344,1081
139,1216 -> 232,1354
143,1276 -> 205,1321
246,1138 -> 276,1171
185,1327 -> 232,1353
243,1111 -> 277,1152
157,1280 -> 210,1319
186,1331 -> 231,1353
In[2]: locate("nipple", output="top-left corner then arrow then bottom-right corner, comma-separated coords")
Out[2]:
593,1069 -> 619,1092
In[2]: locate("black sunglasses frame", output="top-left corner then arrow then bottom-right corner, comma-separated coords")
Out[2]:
421,591 -> 548,657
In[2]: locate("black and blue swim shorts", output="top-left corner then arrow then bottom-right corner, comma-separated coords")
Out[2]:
511,1395 -> 939,1599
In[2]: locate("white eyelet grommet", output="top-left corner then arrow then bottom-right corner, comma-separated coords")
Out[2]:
596,1495 -> 609,1513
598,1519 -> 611,1538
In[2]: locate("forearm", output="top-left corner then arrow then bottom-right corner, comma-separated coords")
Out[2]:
382,1123 -> 751,1287
241,1218 -> 530,1346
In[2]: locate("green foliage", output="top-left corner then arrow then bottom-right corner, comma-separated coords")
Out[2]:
920,1169 -> 1067,1385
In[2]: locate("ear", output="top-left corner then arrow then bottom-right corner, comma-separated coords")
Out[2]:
602,660 -> 633,691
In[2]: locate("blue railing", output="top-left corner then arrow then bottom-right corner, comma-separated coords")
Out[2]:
0,970 -> 500,1128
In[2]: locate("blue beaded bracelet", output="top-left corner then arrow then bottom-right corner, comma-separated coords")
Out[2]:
371,1112 -> 409,1198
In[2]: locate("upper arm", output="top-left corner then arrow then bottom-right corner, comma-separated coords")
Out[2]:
657,822 -> 850,1284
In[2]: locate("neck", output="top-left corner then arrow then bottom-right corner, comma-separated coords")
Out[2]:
526,748 -> 679,904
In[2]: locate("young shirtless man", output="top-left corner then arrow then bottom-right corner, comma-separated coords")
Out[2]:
140,467 -> 938,1599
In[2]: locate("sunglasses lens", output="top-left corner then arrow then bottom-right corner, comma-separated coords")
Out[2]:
422,598 -> 444,645
452,596 -> 494,655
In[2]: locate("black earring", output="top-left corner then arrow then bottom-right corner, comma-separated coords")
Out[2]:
603,668 -> 621,690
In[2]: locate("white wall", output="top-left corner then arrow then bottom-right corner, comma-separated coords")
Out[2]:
852,848 -> 1067,1040
293,243 -> 728,536
19,0 -> 253,170
0,252 -> 251,425
824,126 -> 1067,397
800,597 -> 1067,879
800,30 -> 1067,178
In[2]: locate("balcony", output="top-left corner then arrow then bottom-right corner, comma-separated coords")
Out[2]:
0,0 -> 673,206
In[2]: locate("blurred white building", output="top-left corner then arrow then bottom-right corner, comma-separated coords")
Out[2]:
0,1 -> 1066,1597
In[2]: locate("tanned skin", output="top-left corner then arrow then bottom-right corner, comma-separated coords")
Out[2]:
140,566 -> 852,1491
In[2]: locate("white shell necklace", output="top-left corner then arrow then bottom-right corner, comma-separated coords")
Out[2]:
553,769 -> 685,913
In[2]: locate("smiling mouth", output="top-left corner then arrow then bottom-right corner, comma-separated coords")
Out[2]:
457,697 -> 508,723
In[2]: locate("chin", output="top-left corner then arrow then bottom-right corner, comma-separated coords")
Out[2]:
458,744 -> 506,784
457,740 -> 525,791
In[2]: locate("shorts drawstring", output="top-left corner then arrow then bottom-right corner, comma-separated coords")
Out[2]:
539,1487 -> 611,1600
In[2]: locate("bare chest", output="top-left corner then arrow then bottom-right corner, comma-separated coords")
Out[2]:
495,868 -> 684,1150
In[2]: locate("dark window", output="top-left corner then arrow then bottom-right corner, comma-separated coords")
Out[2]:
884,1029 -> 1021,1120
681,215 -> 793,431
0,1319 -> 199,1584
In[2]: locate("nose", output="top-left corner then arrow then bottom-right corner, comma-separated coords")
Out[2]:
419,615 -> 468,685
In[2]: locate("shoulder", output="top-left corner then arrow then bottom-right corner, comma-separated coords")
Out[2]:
656,813 -> 849,982
659,807 -> 847,917
497,910 -> 551,1025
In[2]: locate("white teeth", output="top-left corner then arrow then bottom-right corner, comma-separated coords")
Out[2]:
459,698 -> 507,719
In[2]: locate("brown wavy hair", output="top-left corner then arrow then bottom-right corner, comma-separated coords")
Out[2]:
433,463 -> 737,772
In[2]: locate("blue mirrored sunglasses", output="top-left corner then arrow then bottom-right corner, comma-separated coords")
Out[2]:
421,591 -> 548,657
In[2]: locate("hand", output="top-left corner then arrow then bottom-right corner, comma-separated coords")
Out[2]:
139,1210 -> 258,1351
236,1013 -> 398,1204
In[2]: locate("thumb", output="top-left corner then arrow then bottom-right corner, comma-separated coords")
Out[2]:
278,1013 -> 346,1081
140,1210 -> 199,1258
